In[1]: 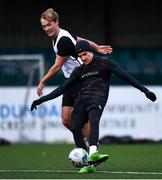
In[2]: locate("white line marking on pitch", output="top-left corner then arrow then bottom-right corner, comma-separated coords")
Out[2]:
0,169 -> 162,175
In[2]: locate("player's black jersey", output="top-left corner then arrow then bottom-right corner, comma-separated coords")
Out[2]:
74,56 -> 112,98
39,54 -> 148,103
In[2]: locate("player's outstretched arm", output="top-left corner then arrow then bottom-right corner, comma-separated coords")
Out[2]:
31,84 -> 66,111
32,83 -> 69,111
105,59 -> 157,102
37,56 -> 66,96
32,83 -> 70,111
31,68 -> 79,111
77,37 -> 112,54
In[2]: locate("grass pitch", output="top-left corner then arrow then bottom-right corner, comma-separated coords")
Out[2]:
0,143 -> 162,179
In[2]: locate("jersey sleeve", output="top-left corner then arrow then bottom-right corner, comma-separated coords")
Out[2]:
104,59 -> 148,93
57,36 -> 76,57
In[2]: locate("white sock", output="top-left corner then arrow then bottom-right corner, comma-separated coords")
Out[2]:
84,137 -> 89,147
89,145 -> 98,156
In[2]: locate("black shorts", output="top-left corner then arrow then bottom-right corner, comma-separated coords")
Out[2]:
62,82 -> 81,107
71,95 -> 106,127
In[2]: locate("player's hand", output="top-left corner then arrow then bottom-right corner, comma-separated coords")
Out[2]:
31,100 -> 41,111
37,82 -> 45,96
97,45 -> 113,54
145,91 -> 157,102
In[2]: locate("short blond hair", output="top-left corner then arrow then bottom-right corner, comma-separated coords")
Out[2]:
40,8 -> 59,22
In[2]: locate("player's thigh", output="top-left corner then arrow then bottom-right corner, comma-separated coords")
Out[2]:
61,106 -> 73,124
71,100 -> 86,129
88,104 -> 103,126
61,86 -> 78,125
71,112 -> 86,131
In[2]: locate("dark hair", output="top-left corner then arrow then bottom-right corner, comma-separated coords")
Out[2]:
75,40 -> 94,54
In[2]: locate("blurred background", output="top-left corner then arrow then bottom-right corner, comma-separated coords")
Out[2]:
0,0 -> 162,144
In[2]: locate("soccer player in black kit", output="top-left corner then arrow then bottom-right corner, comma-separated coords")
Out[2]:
31,40 -> 157,174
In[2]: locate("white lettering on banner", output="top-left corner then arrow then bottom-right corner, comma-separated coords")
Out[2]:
0,120 -> 35,130
99,86 -> 162,141
106,103 -> 159,114
0,86 -> 162,143
100,118 -> 136,129
0,119 -> 66,131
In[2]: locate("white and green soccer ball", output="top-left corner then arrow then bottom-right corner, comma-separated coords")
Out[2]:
68,148 -> 88,168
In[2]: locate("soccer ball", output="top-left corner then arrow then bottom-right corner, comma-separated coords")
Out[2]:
68,148 -> 88,168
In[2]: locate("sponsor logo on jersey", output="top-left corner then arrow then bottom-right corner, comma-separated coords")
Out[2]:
81,71 -> 99,79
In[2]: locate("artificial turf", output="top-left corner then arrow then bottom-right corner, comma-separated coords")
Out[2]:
0,143 -> 162,179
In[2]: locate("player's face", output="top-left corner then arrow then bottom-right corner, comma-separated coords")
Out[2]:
40,18 -> 59,37
78,51 -> 93,65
